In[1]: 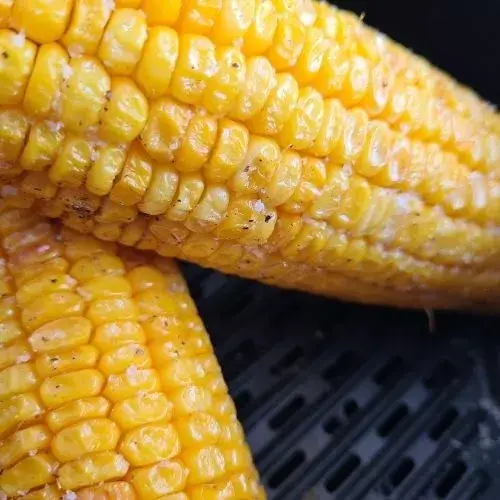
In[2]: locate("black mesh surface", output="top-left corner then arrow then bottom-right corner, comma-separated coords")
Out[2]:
184,264 -> 500,500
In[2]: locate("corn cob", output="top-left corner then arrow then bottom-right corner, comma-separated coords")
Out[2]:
0,203 -> 264,499
0,0 -> 499,309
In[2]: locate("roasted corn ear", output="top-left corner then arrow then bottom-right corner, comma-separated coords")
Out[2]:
0,0 -> 499,308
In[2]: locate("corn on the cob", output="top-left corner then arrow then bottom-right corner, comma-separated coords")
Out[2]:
0,0 -> 499,309
0,203 -> 264,499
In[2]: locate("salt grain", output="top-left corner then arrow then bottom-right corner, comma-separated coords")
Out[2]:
62,63 -> 73,81
16,353 -> 31,364
254,200 -> 265,213
116,454 -> 129,471
12,31 -> 25,47
104,0 -> 116,13
126,365 -> 138,382
63,490 -> 77,500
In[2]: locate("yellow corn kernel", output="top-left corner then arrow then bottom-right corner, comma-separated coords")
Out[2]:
2,217 -> 50,251
86,295 -> 140,325
182,445 -> 226,485
210,0 -> 255,45
99,77 -> 148,144
360,62 -> 393,117
281,218 -> 329,261
229,136 -> 280,195
0,0 -> 13,29
267,14 -> 306,70
167,174 -> 205,222
92,321 -> 144,353
313,42 -> 349,97
98,8 -> 148,75
134,26 -> 179,99
46,396 -> 110,433
214,196 -> 259,240
120,423 -> 181,466
10,0 -> 72,44
0,453 -> 57,496
0,109 -> 30,164
103,368 -> 161,402
14,257 -> 69,287
129,459 -> 189,498
0,393 -> 43,436
48,136 -> 92,188
107,148 -> 150,207
331,107 -> 369,164
117,0 -> 142,5
203,47 -> 245,115
141,0 -> 182,26
159,355 -> 215,391
176,412 -> 221,448
137,165 -> 177,216
61,56 -> 110,134
331,176 -> 372,230
28,316 -> 92,352
293,27 -> 328,84
40,368 -> 104,409
16,272 -> 77,305
62,0 -> 113,55
229,56 -> 277,122
175,114 -> 218,173
247,72 -> 299,136
19,122 -> 64,173
170,385 -> 213,417
0,425 -> 51,469
356,121 -> 392,178
57,451 -> 130,490
141,97 -> 193,163
35,345 -> 99,378
77,481 -> 136,500
95,200 -> 137,226
86,145 -> 127,197
185,185 -> 230,233
243,0 -> 278,56
21,291 -> 84,333
52,418 -> 120,462
277,87 -> 324,150
339,55 -> 370,107
171,34 -> 217,105
0,340 -> 31,370
221,443 -> 252,473
176,0 -> 220,35
98,343 -> 150,375
307,163 -> 349,220
205,119 -> 249,183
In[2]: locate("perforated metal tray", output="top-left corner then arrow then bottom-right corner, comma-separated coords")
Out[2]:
183,264 -> 500,500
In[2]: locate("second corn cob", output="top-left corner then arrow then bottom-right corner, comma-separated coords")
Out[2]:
0,200 -> 263,498
0,0 -> 499,309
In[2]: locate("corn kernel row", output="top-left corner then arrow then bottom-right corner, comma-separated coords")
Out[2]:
314,5 -> 500,137
10,124 -> 500,271
2,187 -> 500,311
0,202 -> 263,498
0,1 -> 498,178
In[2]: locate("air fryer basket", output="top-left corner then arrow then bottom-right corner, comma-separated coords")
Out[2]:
184,265 -> 500,500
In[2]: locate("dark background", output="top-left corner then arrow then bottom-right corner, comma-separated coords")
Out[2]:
337,0 -> 500,106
